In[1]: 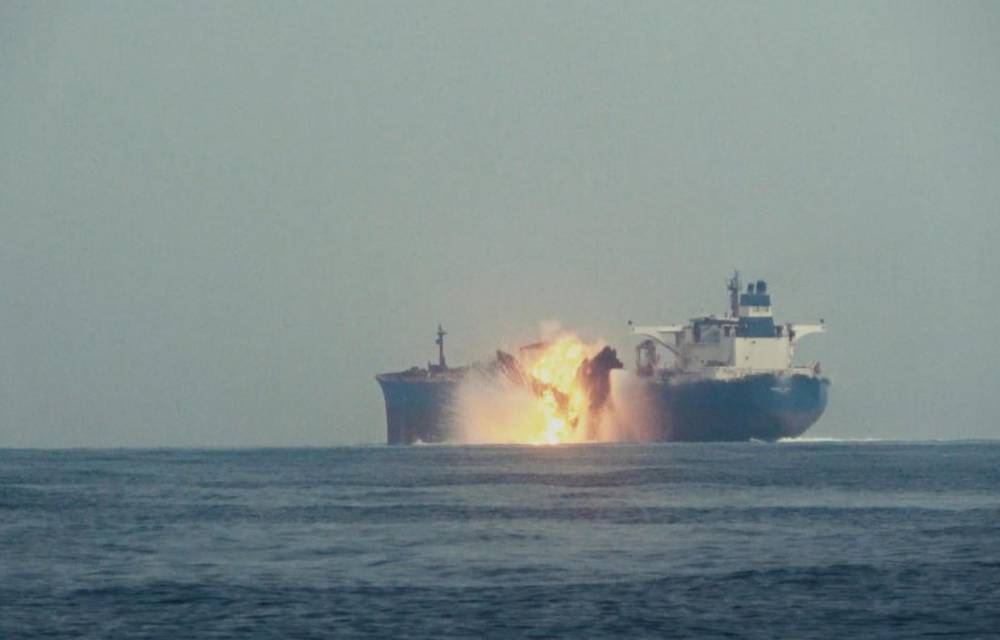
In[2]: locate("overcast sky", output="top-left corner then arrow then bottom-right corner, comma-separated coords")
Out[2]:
2,1 -> 998,446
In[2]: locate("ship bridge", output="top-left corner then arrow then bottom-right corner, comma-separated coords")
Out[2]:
738,280 -> 776,338
630,273 -> 825,375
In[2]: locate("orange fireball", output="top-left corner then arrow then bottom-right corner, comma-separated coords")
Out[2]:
452,331 -> 622,445
521,336 -> 594,445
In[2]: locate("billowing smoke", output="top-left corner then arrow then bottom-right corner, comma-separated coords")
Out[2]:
449,366 -> 550,444
448,328 -> 655,444
598,369 -> 661,442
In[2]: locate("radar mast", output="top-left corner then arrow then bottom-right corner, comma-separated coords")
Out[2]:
727,271 -> 741,318
435,324 -> 447,370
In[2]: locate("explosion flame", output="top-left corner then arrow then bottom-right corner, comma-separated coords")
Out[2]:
524,337 -> 590,444
452,332 -> 623,445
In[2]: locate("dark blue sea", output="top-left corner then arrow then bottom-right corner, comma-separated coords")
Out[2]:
2,442 -> 999,639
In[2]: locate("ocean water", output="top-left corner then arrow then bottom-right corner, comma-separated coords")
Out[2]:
2,442 -> 999,639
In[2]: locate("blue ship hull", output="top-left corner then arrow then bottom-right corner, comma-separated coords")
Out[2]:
644,373 -> 829,442
376,376 -> 458,444
377,372 -> 828,444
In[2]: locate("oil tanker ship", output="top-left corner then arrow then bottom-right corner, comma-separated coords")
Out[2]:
376,273 -> 829,444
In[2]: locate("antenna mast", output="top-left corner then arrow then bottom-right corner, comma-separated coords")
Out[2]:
436,324 -> 447,370
727,271 -> 741,317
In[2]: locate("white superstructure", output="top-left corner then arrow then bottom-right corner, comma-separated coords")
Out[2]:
630,273 -> 825,381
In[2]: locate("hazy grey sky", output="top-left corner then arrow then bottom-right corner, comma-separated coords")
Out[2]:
2,1 -> 998,446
